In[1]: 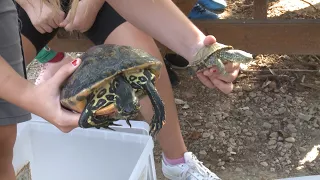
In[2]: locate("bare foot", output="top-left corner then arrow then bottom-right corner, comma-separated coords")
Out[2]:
35,53 -> 74,85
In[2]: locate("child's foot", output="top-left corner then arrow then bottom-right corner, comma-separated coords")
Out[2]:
35,52 -> 74,85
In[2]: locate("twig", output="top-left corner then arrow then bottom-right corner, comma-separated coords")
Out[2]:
184,119 -> 194,128
301,75 -> 306,83
260,116 -> 286,120
300,0 -> 319,12
311,55 -> 320,62
300,83 -> 320,90
252,74 -> 290,79
268,68 -> 277,75
241,69 -> 320,73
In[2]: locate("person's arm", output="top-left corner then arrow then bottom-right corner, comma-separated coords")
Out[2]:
15,0 -> 29,8
105,0 -> 208,62
0,55 -> 81,132
0,56 -> 35,112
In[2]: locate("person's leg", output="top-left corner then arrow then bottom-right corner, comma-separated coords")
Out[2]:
104,22 -> 188,158
84,3 -> 220,179
0,125 -> 17,180
83,2 -> 187,159
0,1 -> 32,179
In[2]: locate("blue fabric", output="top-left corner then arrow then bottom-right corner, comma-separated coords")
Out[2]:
198,0 -> 227,12
188,4 -> 219,20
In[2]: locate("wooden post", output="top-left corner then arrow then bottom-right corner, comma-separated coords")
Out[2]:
254,0 -> 268,19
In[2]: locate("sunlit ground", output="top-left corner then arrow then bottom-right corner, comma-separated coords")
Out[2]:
219,0 -> 320,19
268,0 -> 320,17
296,145 -> 320,170
218,1 -> 320,173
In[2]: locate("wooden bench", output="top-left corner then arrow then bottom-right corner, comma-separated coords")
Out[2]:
48,0 -> 320,56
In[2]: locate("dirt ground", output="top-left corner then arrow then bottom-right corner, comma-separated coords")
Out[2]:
25,0 -> 320,180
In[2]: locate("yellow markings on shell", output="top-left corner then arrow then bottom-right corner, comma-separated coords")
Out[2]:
90,80 -> 118,116
123,69 -> 155,85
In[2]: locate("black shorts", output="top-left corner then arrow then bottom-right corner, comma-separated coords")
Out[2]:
16,1 -> 126,53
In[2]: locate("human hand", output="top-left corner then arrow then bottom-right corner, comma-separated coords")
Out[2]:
196,35 -> 240,94
22,0 -> 65,34
59,0 -> 104,32
30,58 -> 82,133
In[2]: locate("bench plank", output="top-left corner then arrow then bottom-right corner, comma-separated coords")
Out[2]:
195,19 -> 320,55
48,1 -> 320,55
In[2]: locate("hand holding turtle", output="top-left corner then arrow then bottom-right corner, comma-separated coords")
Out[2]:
30,58 -> 82,133
189,35 -> 253,94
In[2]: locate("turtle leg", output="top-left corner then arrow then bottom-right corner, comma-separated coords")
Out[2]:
207,53 -> 228,75
123,69 -> 166,138
78,92 -> 121,130
93,75 -> 140,128
78,77 -> 127,130
209,50 -> 254,75
91,114 -> 122,131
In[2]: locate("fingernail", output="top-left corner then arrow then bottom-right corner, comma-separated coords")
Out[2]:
211,69 -> 217,73
71,59 -> 78,66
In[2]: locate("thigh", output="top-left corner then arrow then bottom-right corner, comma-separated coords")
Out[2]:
83,2 -> 126,45
83,2 -> 160,56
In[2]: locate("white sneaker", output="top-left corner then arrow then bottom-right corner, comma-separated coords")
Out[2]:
161,152 -> 221,180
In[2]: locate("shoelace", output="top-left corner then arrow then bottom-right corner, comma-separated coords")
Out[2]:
180,154 -> 220,180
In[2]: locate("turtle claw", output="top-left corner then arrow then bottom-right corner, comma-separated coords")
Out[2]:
142,80 -> 166,139
90,115 -> 123,131
125,119 -> 132,128
148,98 -> 166,139
102,121 -> 124,131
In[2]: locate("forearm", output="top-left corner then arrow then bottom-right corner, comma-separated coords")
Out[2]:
15,0 -> 33,9
105,0 -> 206,62
15,0 -> 28,7
0,56 -> 36,114
90,0 -> 105,12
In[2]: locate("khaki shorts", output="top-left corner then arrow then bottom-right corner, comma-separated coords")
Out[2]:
0,0 -> 31,126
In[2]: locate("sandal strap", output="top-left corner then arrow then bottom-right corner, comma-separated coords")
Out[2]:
35,45 -> 58,63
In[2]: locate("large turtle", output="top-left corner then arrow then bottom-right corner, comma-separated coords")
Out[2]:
60,44 -> 165,137
187,42 -> 254,75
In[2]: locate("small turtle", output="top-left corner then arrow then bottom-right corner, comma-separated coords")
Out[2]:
60,44 -> 165,137
187,42 -> 254,75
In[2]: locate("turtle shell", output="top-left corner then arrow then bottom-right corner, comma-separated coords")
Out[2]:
60,44 -> 162,113
190,42 -> 233,66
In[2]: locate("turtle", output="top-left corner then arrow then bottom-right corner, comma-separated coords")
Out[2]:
187,42 -> 254,76
60,44 -> 166,138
